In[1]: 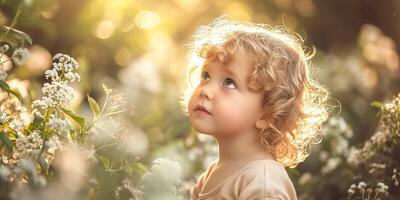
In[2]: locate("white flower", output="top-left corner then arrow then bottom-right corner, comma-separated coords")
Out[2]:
46,114 -> 71,138
16,130 -> 43,159
0,44 -> 9,53
32,82 -> 75,110
33,54 -> 80,112
45,135 -> 62,151
347,184 -> 356,195
0,165 -> 10,179
357,181 -> 367,192
375,182 -> 389,196
9,118 -> 25,131
140,158 -> 181,197
45,54 -> 80,83
12,48 -> 29,65
298,172 -> 313,185
321,157 -> 341,174
0,67 -> 7,81
149,158 -> 181,184
0,112 -> 8,123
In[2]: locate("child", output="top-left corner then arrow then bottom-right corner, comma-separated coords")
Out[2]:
182,16 -> 329,200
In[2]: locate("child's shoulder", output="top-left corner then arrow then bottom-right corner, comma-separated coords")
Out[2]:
237,159 -> 290,182
191,159 -> 297,200
236,159 -> 297,199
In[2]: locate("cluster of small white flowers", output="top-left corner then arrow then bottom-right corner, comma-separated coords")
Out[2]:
9,118 -> 25,132
375,182 -> 389,196
321,157 -> 341,174
346,147 -> 361,166
0,67 -> 7,81
32,54 -> 79,113
0,44 -> 9,53
381,93 -> 400,135
12,48 -> 29,65
144,158 -> 181,185
0,165 -> 10,180
0,111 -> 8,123
348,181 -> 389,199
346,94 -> 400,169
298,172 -> 313,186
46,114 -> 71,138
3,134 -> 62,170
32,82 -> 75,111
1,131 -> 45,168
368,163 -> 386,175
44,53 -> 80,83
140,158 -> 181,198
15,131 -> 43,159
0,92 -> 30,133
347,183 -> 357,195
0,44 -> 9,80
393,169 -> 399,186
44,135 -> 62,164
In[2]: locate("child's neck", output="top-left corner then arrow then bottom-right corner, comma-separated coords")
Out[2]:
214,129 -> 273,165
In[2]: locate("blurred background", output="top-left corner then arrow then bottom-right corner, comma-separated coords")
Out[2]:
1,0 -> 400,199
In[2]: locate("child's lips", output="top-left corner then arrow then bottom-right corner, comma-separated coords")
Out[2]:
194,105 -> 211,115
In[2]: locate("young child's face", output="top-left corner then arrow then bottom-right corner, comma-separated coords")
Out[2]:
188,50 -> 265,138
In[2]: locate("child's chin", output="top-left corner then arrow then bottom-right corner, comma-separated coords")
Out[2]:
191,124 -> 212,135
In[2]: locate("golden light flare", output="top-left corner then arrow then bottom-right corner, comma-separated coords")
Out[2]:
25,45 -> 52,76
225,2 -> 252,22
273,0 -> 292,10
361,67 -> 378,89
95,20 -> 116,39
174,0 -> 201,11
119,17 -> 136,32
135,10 -> 160,30
295,0 -> 315,17
40,4 -> 58,19
114,47 -> 133,67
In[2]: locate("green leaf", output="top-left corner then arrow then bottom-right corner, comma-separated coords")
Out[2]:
124,162 -> 147,174
0,131 -> 13,152
32,115 -> 44,129
0,80 -> 22,101
0,80 -> 10,90
61,107 -> 85,128
87,94 -> 100,116
96,154 -> 111,171
0,26 -> 32,47
370,101 -> 383,109
8,89 -> 21,101
102,83 -> 112,95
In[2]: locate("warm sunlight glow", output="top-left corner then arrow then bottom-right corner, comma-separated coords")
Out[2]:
95,20 -> 116,39
135,10 -> 160,30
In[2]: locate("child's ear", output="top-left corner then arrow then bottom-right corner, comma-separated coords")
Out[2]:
255,119 -> 268,130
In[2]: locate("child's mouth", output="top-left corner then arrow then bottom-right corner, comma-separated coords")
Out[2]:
194,105 -> 211,115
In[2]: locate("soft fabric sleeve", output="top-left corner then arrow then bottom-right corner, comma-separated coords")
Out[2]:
190,172 -> 205,200
190,161 -> 218,200
237,162 -> 297,200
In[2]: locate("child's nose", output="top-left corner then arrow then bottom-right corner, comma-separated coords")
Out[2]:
200,83 -> 214,100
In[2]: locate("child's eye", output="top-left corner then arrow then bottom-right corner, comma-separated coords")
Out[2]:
223,78 -> 237,89
201,71 -> 210,81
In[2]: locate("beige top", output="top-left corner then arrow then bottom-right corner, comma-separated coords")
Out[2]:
190,159 -> 297,200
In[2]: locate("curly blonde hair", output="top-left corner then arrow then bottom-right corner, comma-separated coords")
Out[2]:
181,16 -> 330,168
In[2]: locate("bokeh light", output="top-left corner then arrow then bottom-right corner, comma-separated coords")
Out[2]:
95,20 -> 116,39
135,10 -> 160,30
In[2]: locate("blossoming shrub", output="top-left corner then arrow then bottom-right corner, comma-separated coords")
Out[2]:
345,94 -> 400,200
0,25 -> 183,199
